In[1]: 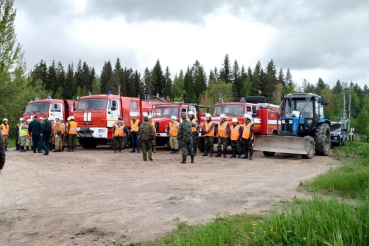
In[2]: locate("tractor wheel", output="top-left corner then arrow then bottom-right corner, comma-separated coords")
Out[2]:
263,151 -> 275,157
197,137 -> 205,152
79,138 -> 98,149
314,123 -> 330,156
301,136 -> 315,159
246,96 -> 266,104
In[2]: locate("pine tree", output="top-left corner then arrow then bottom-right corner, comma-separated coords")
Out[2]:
164,66 -> 172,98
233,60 -> 242,99
184,66 -> 195,102
100,61 -> 113,94
56,61 -> 65,97
219,54 -> 232,84
172,70 -> 186,101
47,60 -> 58,96
192,60 -> 207,101
143,67 -> 153,96
82,61 -> 91,91
315,77 -> 329,95
285,68 -> 293,87
63,63 -> 76,99
32,60 -> 48,88
240,76 -> 252,98
333,80 -> 343,94
277,68 -> 285,86
123,68 -> 133,96
109,58 -> 123,95
252,61 -> 263,95
264,59 -> 277,101
152,59 -> 165,96
74,60 -> 84,91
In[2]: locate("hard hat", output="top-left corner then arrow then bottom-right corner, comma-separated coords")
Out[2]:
206,113 -> 211,118
20,118 -> 24,121
67,117 -> 70,121
39,117 -> 44,120
21,118 -> 26,122
148,115 -> 152,119
3,118 -> 8,122
27,119 -> 31,122
70,116 -> 75,120
171,116 -> 177,120
188,111 -> 194,115
220,114 -> 226,119
244,114 -> 252,120
232,118 -> 238,123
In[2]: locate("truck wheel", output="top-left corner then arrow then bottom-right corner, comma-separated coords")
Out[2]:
314,123 -> 330,156
302,136 -> 315,159
197,137 -> 205,152
246,96 -> 266,104
263,151 -> 275,157
79,138 -> 98,149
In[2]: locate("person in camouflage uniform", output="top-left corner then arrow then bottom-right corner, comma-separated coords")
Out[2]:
138,116 -> 156,161
202,113 -> 215,157
216,114 -> 230,158
188,111 -> 199,155
230,118 -> 242,158
177,114 -> 195,164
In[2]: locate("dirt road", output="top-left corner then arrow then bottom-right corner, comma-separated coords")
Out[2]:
0,147 -> 337,246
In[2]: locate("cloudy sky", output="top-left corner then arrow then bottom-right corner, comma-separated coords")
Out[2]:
14,0 -> 369,87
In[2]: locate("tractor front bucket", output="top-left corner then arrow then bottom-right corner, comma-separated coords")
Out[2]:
254,135 -> 311,155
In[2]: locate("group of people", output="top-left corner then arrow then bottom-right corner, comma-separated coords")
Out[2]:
0,116 -> 78,156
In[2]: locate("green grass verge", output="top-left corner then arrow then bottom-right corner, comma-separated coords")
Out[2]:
302,142 -> 369,198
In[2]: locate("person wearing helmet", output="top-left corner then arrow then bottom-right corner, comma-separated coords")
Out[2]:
148,115 -> 157,153
167,116 -> 179,154
67,116 -> 78,152
25,119 -> 32,151
177,113 -> 194,164
216,114 -> 230,158
188,111 -> 199,156
52,118 -> 64,152
138,116 -> 156,161
19,118 -> 28,152
130,114 -> 141,153
241,114 -> 254,160
202,113 -> 215,157
113,117 -> 126,153
230,118 -> 242,158
1,118 -> 9,151
14,118 -> 22,151
28,115 -> 42,153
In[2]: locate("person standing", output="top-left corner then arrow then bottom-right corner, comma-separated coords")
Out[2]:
230,118 -> 242,158
241,114 -> 254,160
202,113 -> 215,157
53,118 -> 64,152
168,116 -> 179,154
40,116 -> 52,155
64,117 -> 70,151
14,119 -> 21,151
113,117 -> 126,153
68,116 -> 78,152
148,115 -> 157,153
216,114 -> 230,158
130,114 -> 140,153
188,111 -> 199,156
28,115 -> 42,153
25,119 -> 32,151
177,114 -> 194,164
50,119 -> 55,150
19,118 -> 28,152
0,132 -> 5,171
138,116 -> 155,161
1,118 -> 9,151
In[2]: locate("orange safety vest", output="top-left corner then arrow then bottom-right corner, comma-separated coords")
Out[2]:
1,123 -> 9,136
69,121 -> 78,135
114,124 -> 125,137
151,121 -> 156,133
54,122 -> 64,134
230,124 -> 241,141
169,122 -> 179,136
204,121 -> 214,137
191,118 -> 197,132
218,121 -> 228,138
130,120 -> 140,132
52,123 -> 56,134
65,123 -> 69,134
242,123 -> 254,140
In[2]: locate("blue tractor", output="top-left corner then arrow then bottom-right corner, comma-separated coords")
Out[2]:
254,93 -> 331,159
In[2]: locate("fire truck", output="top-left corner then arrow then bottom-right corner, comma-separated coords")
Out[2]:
74,93 -> 156,149
22,97 -> 76,121
197,96 -> 279,152
152,103 -> 211,148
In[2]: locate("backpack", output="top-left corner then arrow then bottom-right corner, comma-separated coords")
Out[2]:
44,121 -> 52,133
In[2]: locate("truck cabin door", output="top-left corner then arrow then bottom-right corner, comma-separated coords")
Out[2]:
107,99 -> 120,127
50,103 -> 63,121
129,100 -> 139,122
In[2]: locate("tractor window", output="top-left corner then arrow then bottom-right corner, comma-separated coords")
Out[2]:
282,98 -> 313,118
214,104 -> 244,116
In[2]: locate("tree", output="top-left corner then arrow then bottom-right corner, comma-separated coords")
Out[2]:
74,60 -> 83,89
143,67 -> 153,96
219,54 -> 232,84
100,61 -> 113,94
192,60 -> 207,102
56,61 -> 65,94
184,66 -> 195,102
63,63 -> 76,99
333,80 -> 343,95
264,59 -> 277,101
285,68 -> 293,87
152,59 -> 165,96
233,60 -> 242,99
32,60 -> 48,89
171,70 -> 186,101
315,77 -> 329,95
47,60 -> 57,96
164,66 -> 172,98
200,79 -> 233,108
252,61 -> 263,95
277,68 -> 285,87
272,83 -> 284,105
82,61 -> 91,91
109,58 -> 123,95
240,76 -> 252,98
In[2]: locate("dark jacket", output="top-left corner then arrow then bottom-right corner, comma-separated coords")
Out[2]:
28,119 -> 42,135
41,119 -> 50,134
0,133 -> 5,170
177,120 -> 193,141
138,121 -> 155,142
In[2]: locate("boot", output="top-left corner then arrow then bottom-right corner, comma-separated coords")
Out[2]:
194,149 -> 197,156
241,151 -> 248,159
5,146 -> 7,151
230,149 -> 236,158
180,157 -> 186,164
249,150 -> 253,160
153,146 -> 156,153
170,149 -> 175,154
209,149 -> 213,157
191,156 -> 194,163
130,148 -> 135,153
14,144 -> 19,151
215,149 -> 221,157
20,146 -> 26,152
175,149 -> 179,154
43,151 -> 49,155
202,150 -> 208,156
223,149 -> 227,158
26,146 -> 30,151
137,149 -> 140,153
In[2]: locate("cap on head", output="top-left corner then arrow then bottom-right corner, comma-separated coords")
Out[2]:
188,111 -> 194,116
232,118 -> 238,123
206,113 -> 212,118
220,114 -> 226,119
171,116 -> 177,120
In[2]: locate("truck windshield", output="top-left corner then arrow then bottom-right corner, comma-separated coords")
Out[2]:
76,99 -> 107,110
25,102 -> 50,113
283,98 -> 314,118
153,107 -> 179,117
214,104 -> 244,116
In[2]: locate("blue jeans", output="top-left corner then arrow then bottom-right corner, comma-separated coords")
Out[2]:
131,132 -> 139,151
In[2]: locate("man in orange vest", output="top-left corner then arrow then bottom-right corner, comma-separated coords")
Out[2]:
202,113 -> 215,157
1,118 -> 9,151
230,118 -> 242,158
113,117 -> 126,153
68,116 -> 78,152
53,118 -> 64,152
167,116 -> 179,154
148,115 -> 157,153
241,114 -> 254,160
130,114 -> 141,153
216,114 -> 230,158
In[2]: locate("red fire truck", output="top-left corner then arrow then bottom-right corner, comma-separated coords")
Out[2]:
197,96 -> 279,152
152,103 -> 211,148
22,97 -> 76,121
74,93 -> 156,149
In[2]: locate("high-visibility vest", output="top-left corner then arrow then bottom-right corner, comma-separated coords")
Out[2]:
151,121 -> 156,133
69,121 -> 78,135
52,123 -> 56,134
65,123 -> 69,134
1,123 -> 9,136
169,122 -> 179,136
54,122 -> 64,134
230,124 -> 241,141
218,121 -> 228,138
26,123 -> 31,137
204,121 -> 214,137
130,120 -> 140,132
242,123 -> 254,140
19,123 -> 27,137
114,124 -> 125,137
191,118 -> 197,132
